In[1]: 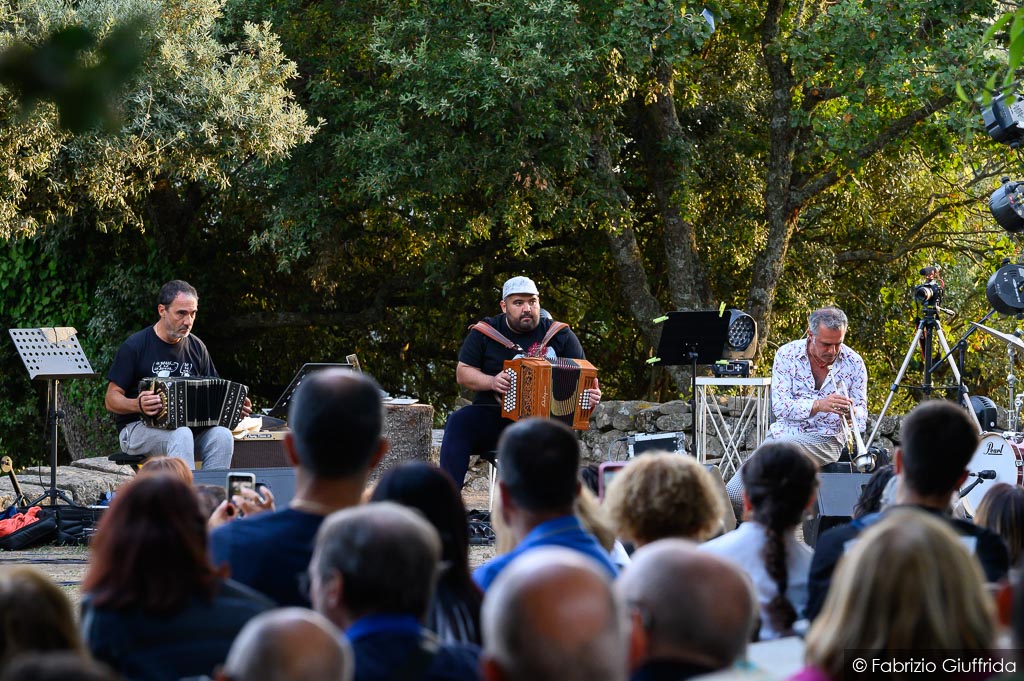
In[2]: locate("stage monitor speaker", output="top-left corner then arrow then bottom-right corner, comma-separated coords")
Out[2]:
802,472 -> 872,548
193,467 -> 297,508
231,432 -> 289,468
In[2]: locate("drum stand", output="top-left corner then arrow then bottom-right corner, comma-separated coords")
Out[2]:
866,304 -> 982,449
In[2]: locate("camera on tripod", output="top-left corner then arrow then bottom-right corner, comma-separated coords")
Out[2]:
913,266 -> 943,306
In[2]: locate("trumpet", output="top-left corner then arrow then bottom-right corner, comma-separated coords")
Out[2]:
824,366 -> 874,473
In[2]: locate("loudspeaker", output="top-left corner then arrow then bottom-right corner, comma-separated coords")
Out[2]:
802,473 -> 872,548
231,432 -> 289,468
193,467 -> 298,507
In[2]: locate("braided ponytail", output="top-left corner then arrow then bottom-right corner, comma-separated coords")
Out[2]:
742,442 -> 818,636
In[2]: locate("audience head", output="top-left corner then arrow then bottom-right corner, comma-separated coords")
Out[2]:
482,547 -> 624,681
309,502 -> 441,628
852,464 -> 894,519
136,456 -> 193,484
615,539 -> 755,673
497,418 -> 580,515
287,369 -> 385,478
0,651 -> 116,681
604,452 -> 724,545
370,462 -> 470,570
975,482 -> 1024,566
83,475 -> 218,612
897,400 -> 978,498
741,441 -> 818,636
0,567 -> 84,668
217,608 -> 352,681
194,483 -> 227,519
805,509 -> 996,678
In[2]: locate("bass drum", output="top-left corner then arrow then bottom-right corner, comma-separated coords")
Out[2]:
963,433 -> 1024,517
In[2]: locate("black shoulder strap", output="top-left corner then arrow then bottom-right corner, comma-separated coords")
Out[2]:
386,632 -> 440,681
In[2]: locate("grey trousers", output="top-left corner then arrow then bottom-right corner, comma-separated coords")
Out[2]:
725,433 -> 842,520
118,421 -> 234,470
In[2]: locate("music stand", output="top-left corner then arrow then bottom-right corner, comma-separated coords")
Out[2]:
266,362 -> 354,420
650,311 -> 731,405
8,327 -> 97,509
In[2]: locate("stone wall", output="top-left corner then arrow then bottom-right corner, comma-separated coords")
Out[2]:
580,399 -> 907,470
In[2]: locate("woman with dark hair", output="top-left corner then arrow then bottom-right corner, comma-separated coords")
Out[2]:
370,462 -> 483,645
80,475 -> 273,681
852,464 -> 894,520
975,482 -> 1024,569
702,442 -> 819,640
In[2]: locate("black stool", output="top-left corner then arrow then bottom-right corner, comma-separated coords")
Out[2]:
108,452 -> 147,472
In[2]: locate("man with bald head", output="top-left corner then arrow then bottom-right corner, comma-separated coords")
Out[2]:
217,608 -> 352,681
481,547 -> 626,681
309,502 -> 480,681
615,539 -> 757,680
209,369 -> 387,606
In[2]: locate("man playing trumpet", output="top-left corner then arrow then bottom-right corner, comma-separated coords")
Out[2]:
726,307 -> 867,509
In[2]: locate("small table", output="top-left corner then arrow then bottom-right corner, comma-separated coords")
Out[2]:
695,377 -> 772,481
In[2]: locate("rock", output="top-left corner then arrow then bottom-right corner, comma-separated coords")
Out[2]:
591,402 -> 615,430
659,400 -> 691,415
655,413 -> 692,432
17,466 -> 126,506
634,407 -> 662,433
72,456 -> 136,476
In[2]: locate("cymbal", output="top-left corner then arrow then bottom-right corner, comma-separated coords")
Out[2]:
971,322 -> 1024,351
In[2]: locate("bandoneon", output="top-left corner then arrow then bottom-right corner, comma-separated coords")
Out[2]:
138,377 -> 248,430
500,357 -> 597,430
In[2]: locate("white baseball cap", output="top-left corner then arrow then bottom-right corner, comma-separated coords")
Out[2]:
502,276 -> 540,299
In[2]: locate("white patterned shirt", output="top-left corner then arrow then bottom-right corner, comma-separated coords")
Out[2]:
767,337 -> 868,445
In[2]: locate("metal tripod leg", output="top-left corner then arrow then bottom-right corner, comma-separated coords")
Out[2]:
933,324 -> 983,433
866,325 -> 923,449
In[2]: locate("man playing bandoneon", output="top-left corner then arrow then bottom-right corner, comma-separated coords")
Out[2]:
105,280 -> 251,470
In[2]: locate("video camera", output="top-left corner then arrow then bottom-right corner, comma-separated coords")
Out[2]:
914,266 -> 943,306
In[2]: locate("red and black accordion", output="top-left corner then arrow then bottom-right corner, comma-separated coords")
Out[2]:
138,377 -> 248,430
500,357 -> 597,430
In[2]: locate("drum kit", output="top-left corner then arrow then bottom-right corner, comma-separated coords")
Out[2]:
962,322 -> 1024,516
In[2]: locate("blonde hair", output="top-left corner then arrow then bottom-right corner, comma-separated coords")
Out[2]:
491,484 -> 616,554
805,509 -> 996,678
603,452 -> 724,545
136,456 -> 193,484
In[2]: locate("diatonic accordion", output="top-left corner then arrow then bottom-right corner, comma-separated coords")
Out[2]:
138,377 -> 248,430
500,357 -> 598,430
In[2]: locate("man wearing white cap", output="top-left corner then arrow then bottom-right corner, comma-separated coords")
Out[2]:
439,276 -> 601,488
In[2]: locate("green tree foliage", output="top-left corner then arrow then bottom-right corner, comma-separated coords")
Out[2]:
0,0 -> 317,464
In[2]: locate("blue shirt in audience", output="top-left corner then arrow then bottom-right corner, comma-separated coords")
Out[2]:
346,613 -> 480,681
472,515 -> 618,590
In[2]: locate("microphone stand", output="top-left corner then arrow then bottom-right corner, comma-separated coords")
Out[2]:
959,477 -> 986,498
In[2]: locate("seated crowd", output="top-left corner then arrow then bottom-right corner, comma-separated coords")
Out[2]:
4,371 -> 1024,681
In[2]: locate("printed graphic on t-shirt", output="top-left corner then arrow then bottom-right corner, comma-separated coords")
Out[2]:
151,361 -> 194,377
523,343 -> 557,360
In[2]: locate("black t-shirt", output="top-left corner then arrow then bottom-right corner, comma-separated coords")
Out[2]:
107,327 -> 219,430
458,314 -> 585,405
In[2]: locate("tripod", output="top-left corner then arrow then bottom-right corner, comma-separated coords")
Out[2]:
866,304 -> 982,449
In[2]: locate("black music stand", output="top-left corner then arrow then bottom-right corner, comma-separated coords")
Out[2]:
8,327 -> 97,509
650,310 -> 731,406
266,362 -> 354,420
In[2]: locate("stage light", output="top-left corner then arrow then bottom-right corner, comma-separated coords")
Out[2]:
722,309 -> 757,360
989,178 -> 1024,233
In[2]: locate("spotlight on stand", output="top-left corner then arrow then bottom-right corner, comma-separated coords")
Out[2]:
990,178 -> 1024,233
983,93 -> 1024,148
987,261 -> 1024,314
722,310 -> 757,360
